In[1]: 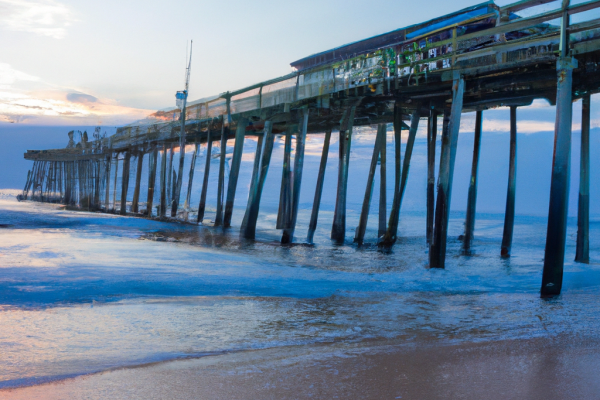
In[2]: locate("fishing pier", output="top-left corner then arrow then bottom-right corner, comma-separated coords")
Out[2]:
21,0 -> 600,296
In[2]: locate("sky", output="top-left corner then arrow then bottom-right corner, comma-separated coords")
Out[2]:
1,0 -> 583,126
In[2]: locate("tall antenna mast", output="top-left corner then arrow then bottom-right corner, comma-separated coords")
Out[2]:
172,40 -> 193,217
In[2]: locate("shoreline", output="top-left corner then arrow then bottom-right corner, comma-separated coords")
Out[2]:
2,334 -> 599,400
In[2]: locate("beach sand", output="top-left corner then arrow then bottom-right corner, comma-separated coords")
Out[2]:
2,334 -> 599,400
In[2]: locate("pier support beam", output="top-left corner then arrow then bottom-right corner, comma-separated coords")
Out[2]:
541,57 -> 577,296
198,128 -> 213,223
575,94 -> 590,263
462,110 -> 483,255
132,152 -> 144,213
277,128 -> 293,229
112,155 -> 119,212
120,151 -> 131,215
282,109 -> 309,244
185,142 -> 199,214
379,124 -> 387,238
166,143 -> 174,212
104,153 -> 112,210
224,117 -> 248,228
307,129 -> 332,243
146,145 -> 158,217
380,106 -> 420,247
331,103 -> 359,244
429,74 -> 465,268
355,123 -> 386,245
215,116 -> 228,227
241,121 -> 274,239
159,144 -> 168,218
427,109 -> 438,244
501,106 -> 518,257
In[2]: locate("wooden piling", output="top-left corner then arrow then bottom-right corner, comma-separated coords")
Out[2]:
381,106 -> 421,247
427,109 -> 438,244
462,110 -> 483,255
429,74 -> 465,269
198,127 -> 213,223
501,106 -> 518,257
331,103 -> 358,244
147,145 -> 158,217
166,143 -> 174,212
104,153 -> 112,210
120,151 -> 131,215
307,129 -> 332,243
112,155 -> 119,212
132,152 -> 144,213
241,121 -> 274,239
215,116 -> 228,227
282,109 -> 309,244
277,128 -> 293,229
378,123 -> 387,238
241,130 -> 265,237
223,117 -> 248,228
185,141 -> 199,213
541,57 -> 577,297
93,160 -> 101,209
159,144 -> 168,218
575,94 -> 590,263
355,123 -> 386,245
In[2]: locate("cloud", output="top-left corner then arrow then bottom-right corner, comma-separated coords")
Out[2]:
66,92 -> 98,104
0,0 -> 75,39
0,62 -> 153,125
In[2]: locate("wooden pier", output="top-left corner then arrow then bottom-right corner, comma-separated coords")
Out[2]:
21,0 -> 600,296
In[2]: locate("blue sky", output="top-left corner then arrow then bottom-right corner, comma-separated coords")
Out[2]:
0,0 -> 564,125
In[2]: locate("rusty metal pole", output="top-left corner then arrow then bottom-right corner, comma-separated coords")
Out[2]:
462,110 -> 483,255
501,106 -> 518,257
430,74 -> 465,269
575,95 -> 590,263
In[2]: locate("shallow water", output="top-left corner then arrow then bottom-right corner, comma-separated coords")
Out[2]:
0,194 -> 599,389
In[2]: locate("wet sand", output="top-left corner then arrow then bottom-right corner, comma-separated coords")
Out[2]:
2,334 -> 599,400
